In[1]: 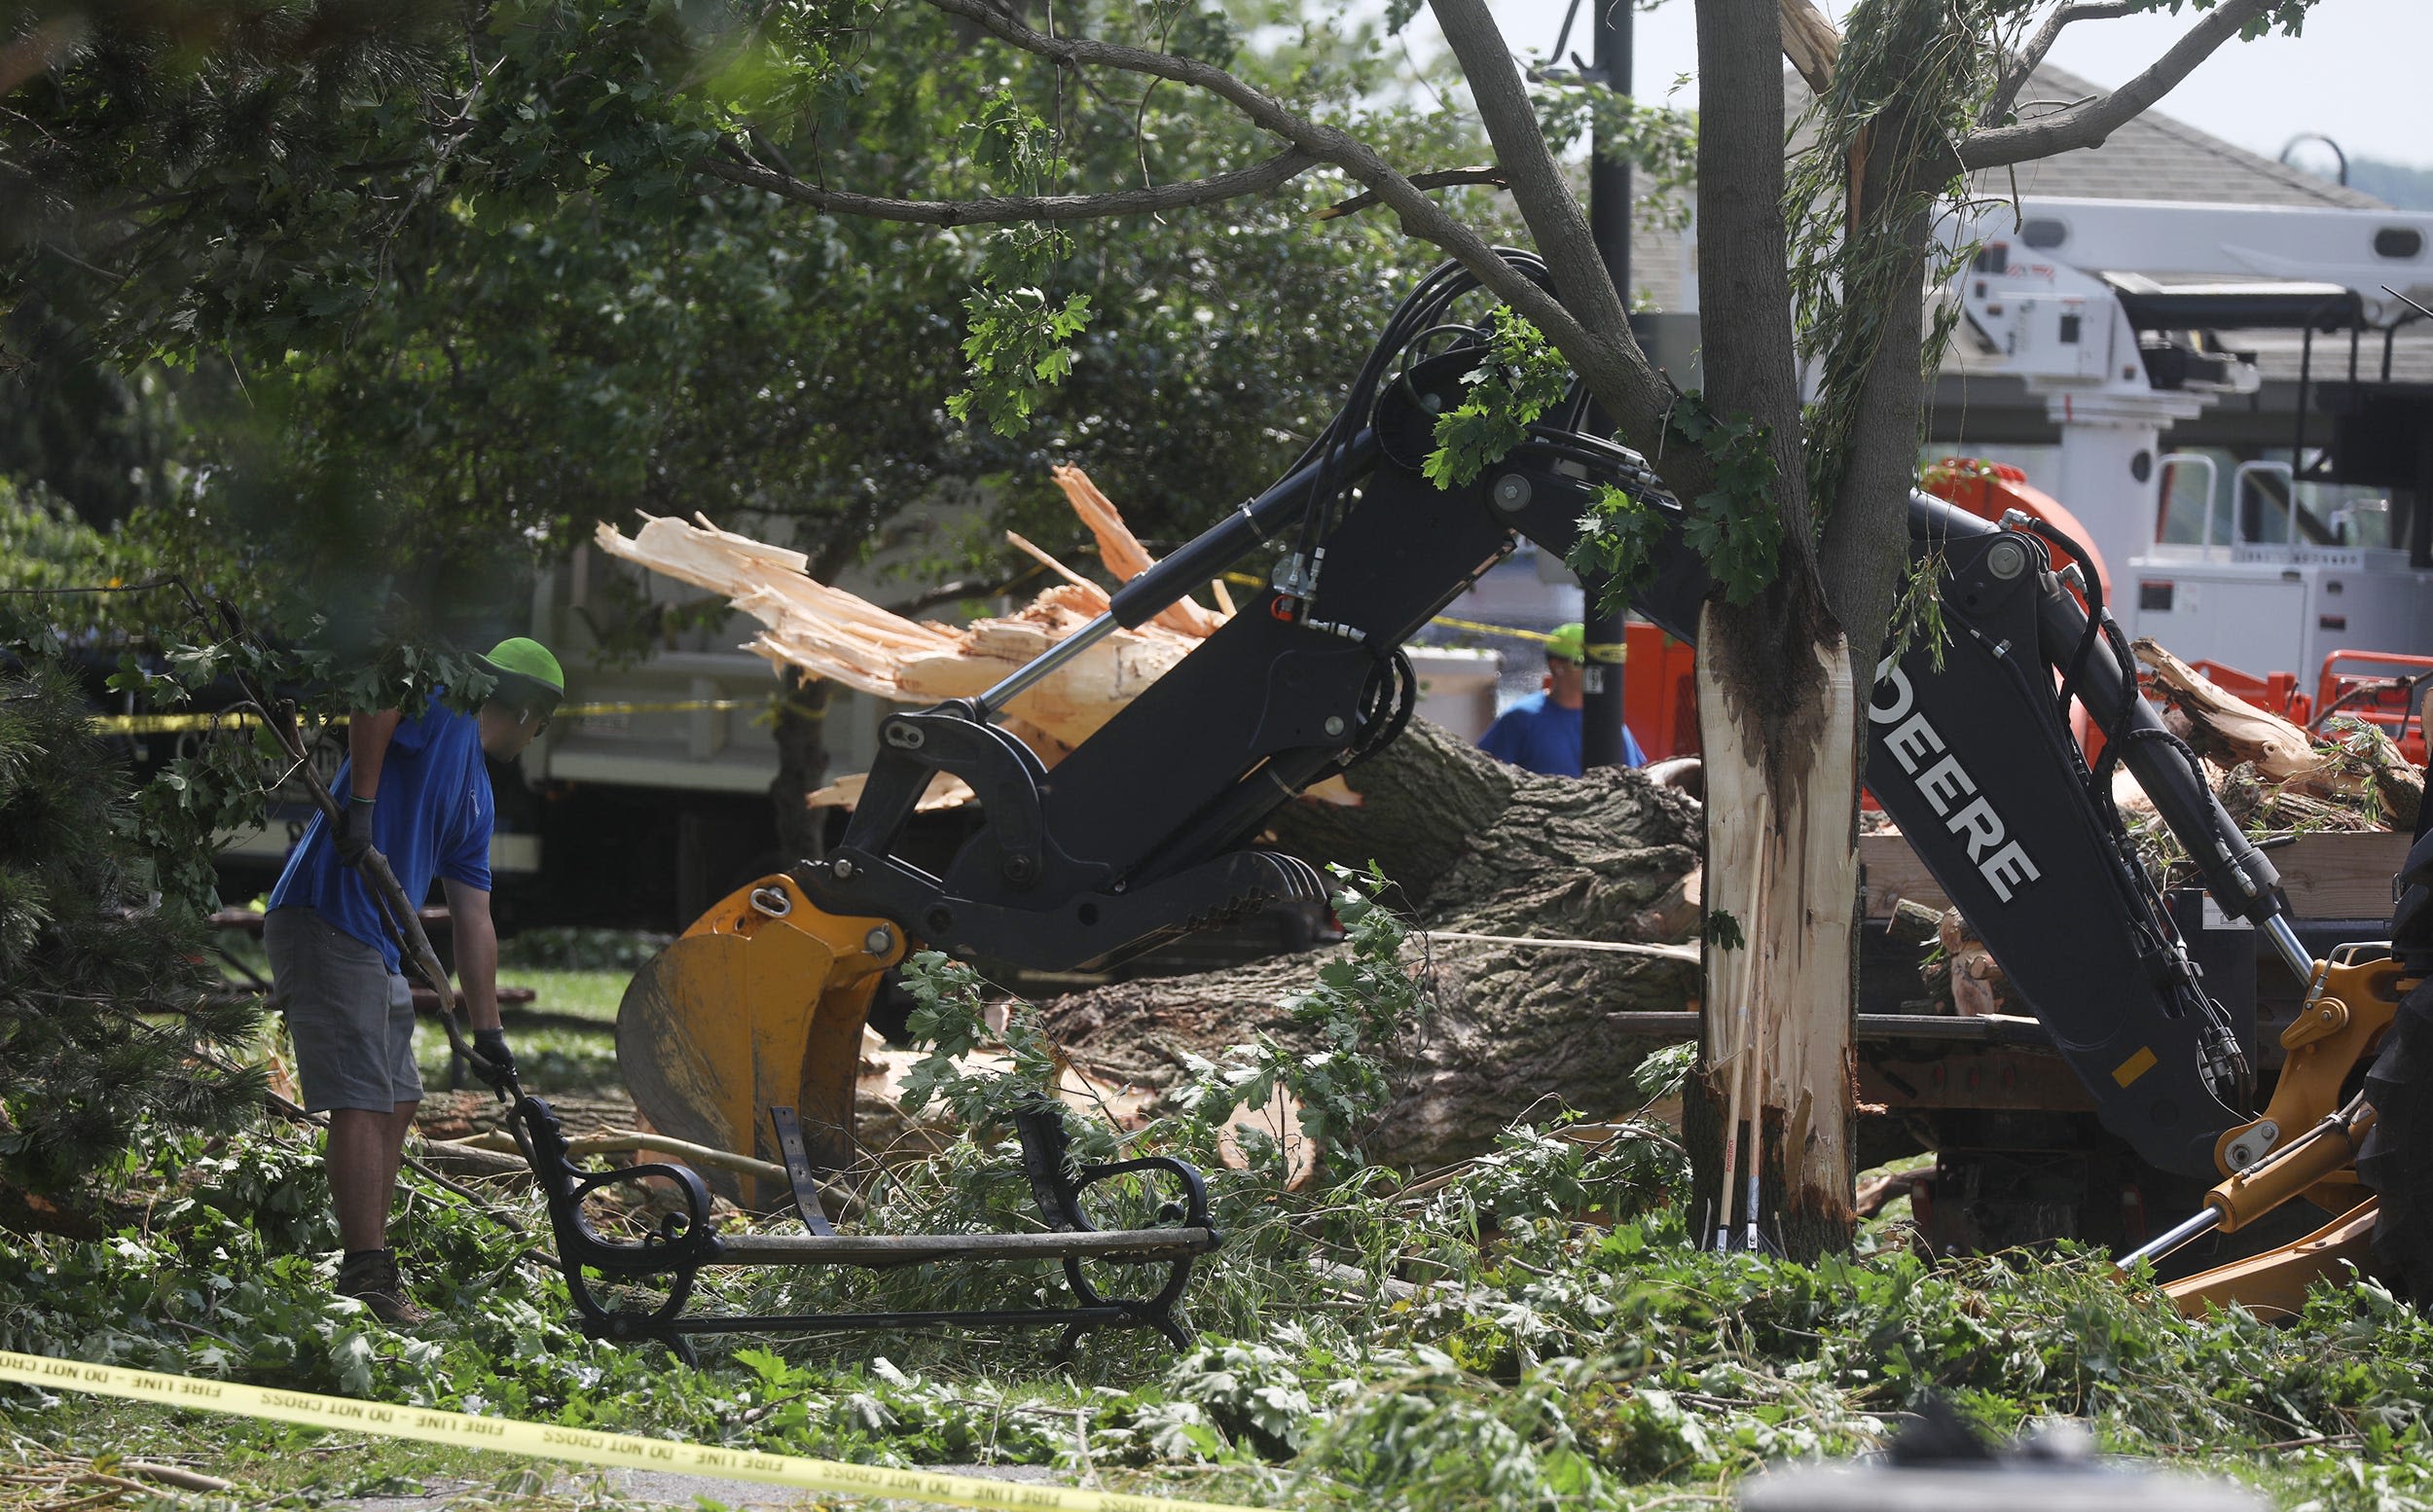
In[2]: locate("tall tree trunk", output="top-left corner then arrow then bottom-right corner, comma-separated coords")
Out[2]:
1684,0 -> 1856,1256
770,667 -> 832,864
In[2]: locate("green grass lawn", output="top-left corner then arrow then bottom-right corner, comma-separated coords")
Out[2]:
413,968 -> 635,1098
217,935 -> 640,1101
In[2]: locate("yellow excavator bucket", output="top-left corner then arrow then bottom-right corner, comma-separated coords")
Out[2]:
616,875 -> 904,1208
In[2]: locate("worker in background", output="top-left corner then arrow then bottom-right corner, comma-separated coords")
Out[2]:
1477,621 -> 1645,776
262,637 -> 564,1325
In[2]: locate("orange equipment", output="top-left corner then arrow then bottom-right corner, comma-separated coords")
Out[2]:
1622,622 -> 1700,761
616,873 -> 904,1206
2311,649 -> 2433,766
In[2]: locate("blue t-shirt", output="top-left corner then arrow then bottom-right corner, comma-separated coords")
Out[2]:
1477,693 -> 1646,776
269,701 -> 495,971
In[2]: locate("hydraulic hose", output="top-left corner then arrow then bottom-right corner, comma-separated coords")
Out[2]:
2026,545 -> 2288,931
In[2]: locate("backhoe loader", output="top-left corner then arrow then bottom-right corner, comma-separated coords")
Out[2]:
616,255 -> 2433,1313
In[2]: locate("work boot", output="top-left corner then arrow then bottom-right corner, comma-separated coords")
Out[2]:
334,1249 -> 429,1327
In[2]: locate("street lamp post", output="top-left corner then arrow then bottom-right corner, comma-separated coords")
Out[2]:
1580,0 -> 1633,769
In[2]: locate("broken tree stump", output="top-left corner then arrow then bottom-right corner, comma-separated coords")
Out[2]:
1687,602 -> 1857,1262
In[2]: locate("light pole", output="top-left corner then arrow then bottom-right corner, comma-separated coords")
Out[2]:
1580,0 -> 1633,769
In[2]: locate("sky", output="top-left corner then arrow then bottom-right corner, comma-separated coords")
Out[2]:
1416,0 -> 2433,172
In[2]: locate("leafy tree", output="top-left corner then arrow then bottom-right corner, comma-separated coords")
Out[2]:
4,0 -> 1510,856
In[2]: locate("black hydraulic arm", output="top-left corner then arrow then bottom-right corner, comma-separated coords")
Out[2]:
1858,499 -> 2268,1178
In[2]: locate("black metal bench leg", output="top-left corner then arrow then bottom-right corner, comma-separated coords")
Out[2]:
768,1105 -> 838,1237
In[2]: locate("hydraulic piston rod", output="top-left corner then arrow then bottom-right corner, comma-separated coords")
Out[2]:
976,611 -> 1120,717
2116,1100 -> 2377,1272
2264,913 -> 2317,986
2120,1206 -> 2224,1270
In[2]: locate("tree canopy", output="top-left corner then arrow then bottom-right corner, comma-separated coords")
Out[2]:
3,0 -> 1526,620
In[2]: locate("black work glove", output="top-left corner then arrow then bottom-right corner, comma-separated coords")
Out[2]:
337,799 -> 378,868
472,1027 -> 518,1092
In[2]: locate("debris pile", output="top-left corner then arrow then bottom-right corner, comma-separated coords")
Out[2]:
2135,640 -> 2421,834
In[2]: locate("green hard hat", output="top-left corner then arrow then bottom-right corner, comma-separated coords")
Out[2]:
477,636 -> 564,718
1545,622 -> 1586,663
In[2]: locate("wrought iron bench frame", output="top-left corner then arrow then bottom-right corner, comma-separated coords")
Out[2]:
513,1096 -> 1218,1366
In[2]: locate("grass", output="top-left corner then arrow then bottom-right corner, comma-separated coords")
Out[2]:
212,926 -> 635,1099
14,928 -> 2429,1511
413,969 -> 633,1098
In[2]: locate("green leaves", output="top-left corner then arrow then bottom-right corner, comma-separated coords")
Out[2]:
1567,480 -> 1669,601
1569,388 -> 1785,613
1666,400 -> 1785,608
1176,864 -> 1425,1181
895,950 -> 1113,1158
946,96 -> 1096,437
948,286 -> 1097,438
1422,308 -> 1573,490
1703,909 -> 1747,952
1882,547 -> 1952,673
1527,81 -> 1699,225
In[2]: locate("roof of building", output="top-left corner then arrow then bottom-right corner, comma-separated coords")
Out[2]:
1617,61 -> 2389,315
1955,63 -> 2385,210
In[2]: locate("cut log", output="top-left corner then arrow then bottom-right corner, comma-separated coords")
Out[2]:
1035,719 -> 1705,1170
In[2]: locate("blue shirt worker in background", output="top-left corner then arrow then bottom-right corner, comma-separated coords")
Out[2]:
263,637 -> 563,1324
1477,622 -> 1646,776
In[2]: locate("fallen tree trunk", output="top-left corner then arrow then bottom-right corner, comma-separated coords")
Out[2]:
596,483 -> 1707,1172
1035,719 -> 1705,1170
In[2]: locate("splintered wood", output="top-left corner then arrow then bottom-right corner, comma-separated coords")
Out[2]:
2134,640 -> 2317,779
1695,602 -> 1859,1250
591,468 -> 1226,760
2134,639 -> 2421,832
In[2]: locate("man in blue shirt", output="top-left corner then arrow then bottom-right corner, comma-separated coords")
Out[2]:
1477,622 -> 1646,775
264,637 -> 563,1324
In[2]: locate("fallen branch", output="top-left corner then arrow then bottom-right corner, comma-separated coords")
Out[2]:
2135,639 -> 2316,779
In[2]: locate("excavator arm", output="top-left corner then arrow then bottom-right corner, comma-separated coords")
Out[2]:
621,256 -> 2344,1205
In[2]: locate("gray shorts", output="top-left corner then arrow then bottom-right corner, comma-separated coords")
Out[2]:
264,907 -> 424,1113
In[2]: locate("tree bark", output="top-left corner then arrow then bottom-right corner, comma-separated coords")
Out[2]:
771,667 -> 833,865
1034,720 -> 1704,1169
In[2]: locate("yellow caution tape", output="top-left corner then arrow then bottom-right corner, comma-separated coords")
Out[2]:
555,699 -> 772,718
0,1350 -> 1257,1512
89,700 -> 772,736
1426,614 -> 1559,646
88,711 -> 272,735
